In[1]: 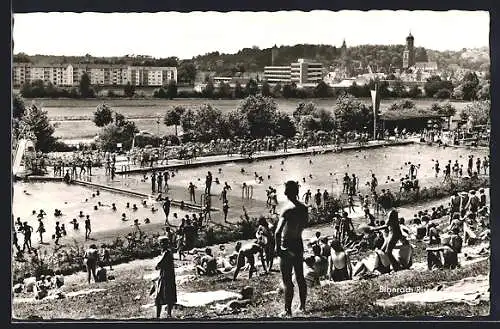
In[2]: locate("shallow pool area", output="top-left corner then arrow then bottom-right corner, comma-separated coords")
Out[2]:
12,181 -> 191,245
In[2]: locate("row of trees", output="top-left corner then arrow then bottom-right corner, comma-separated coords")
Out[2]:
163,97 -> 296,142
20,75 -> 93,99
12,91 -> 488,156
193,44 -> 489,74
162,95 -> 382,144
347,72 -> 489,101
162,95 -> 466,144
424,72 -> 490,101
14,53 -> 180,67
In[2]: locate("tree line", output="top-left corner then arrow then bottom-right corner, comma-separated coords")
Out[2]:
14,44 -> 489,83
12,92 -> 489,154
19,68 -> 489,103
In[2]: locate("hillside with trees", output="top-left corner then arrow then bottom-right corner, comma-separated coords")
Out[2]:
14,44 -> 489,76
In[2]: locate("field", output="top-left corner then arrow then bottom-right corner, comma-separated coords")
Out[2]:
52,118 -> 177,139
24,97 -> 472,141
29,97 -> 473,119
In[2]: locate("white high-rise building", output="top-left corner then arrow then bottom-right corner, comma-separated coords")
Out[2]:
264,59 -> 323,86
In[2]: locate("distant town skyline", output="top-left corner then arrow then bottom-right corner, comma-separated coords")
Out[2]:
13,11 -> 489,59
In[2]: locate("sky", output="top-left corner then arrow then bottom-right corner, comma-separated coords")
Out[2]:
12,10 -> 490,59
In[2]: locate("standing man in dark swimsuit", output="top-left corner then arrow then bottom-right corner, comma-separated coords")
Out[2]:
468,155 -> 474,175
151,172 -> 156,193
275,181 -> 308,317
85,215 -> 92,240
342,173 -> 350,194
157,172 -> 163,194
205,171 -> 213,195
162,197 -> 171,226
409,163 -> 417,180
163,171 -> 170,192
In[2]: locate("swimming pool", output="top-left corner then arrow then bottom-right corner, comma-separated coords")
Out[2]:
101,144 -> 489,207
12,181 -> 192,245
13,144 -> 489,242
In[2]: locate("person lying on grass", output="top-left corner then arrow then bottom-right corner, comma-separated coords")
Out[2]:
352,239 -> 413,278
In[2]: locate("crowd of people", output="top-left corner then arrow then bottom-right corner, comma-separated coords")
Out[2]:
13,120 -> 492,320
125,131 -> 377,168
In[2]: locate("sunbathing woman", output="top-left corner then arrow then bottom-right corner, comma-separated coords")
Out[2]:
328,239 -> 352,282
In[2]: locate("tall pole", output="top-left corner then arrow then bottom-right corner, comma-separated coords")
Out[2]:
157,114 -> 160,136
370,83 -> 379,140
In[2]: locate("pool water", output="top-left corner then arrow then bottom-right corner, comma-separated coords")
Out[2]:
118,144 -> 488,206
13,144 -> 488,242
12,181 -> 192,244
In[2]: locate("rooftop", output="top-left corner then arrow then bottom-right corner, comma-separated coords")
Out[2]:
379,107 -> 447,121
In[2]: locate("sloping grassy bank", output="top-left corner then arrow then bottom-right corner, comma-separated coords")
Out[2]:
12,255 -> 489,319
12,176 -> 489,283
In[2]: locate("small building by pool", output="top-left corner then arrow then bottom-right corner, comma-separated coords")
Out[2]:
379,109 -> 450,133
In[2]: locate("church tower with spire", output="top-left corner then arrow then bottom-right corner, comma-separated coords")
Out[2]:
271,44 -> 278,65
402,32 -> 415,69
340,39 -> 347,59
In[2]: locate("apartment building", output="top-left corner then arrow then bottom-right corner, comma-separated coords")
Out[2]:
13,62 -> 177,87
128,66 -> 177,87
263,66 -> 292,84
263,59 -> 323,85
13,63 -> 75,87
291,59 -> 323,84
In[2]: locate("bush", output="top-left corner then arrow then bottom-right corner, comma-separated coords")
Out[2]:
134,134 -> 162,148
434,88 -> 452,99
162,134 -> 181,146
51,140 -> 77,152
177,90 -> 203,98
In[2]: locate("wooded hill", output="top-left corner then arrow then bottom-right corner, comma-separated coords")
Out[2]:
14,44 -> 489,76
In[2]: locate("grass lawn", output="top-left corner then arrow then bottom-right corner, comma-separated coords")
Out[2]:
52,118 -> 177,139
29,97 -> 473,120
12,251 -> 489,319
